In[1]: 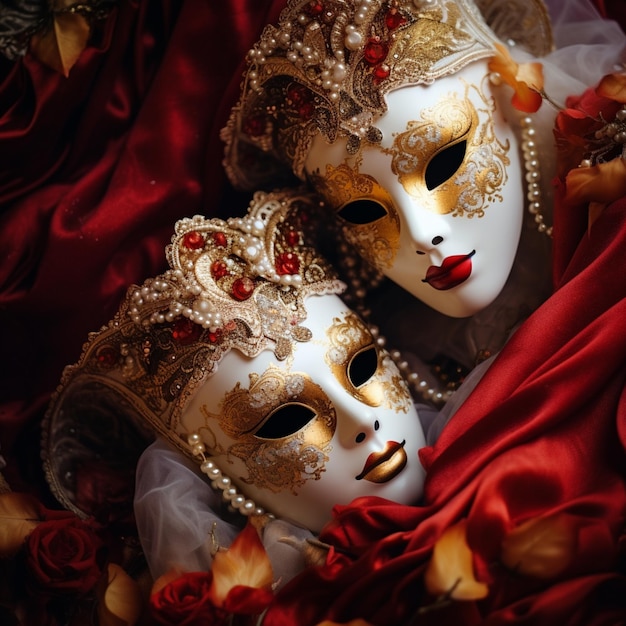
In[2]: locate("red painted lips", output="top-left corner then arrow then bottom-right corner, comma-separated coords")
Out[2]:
423,250 -> 476,290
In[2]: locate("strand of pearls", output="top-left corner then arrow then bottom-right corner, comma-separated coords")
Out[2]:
520,115 -> 552,238
187,433 -> 270,519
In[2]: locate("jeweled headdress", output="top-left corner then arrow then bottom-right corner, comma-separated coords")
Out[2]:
42,189 -> 344,517
222,0 -> 552,191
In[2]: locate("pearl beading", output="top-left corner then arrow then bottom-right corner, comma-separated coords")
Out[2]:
187,433 -> 271,519
520,115 -> 552,238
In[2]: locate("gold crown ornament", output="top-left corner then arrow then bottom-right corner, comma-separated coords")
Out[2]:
42,189 -> 345,518
222,0 -> 552,191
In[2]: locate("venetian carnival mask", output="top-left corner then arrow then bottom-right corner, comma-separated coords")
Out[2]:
183,292 -> 425,532
42,190 -> 425,532
222,0 -> 553,317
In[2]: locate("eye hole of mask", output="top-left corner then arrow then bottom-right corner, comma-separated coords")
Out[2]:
337,199 -> 388,225
425,139 -> 467,190
254,403 -> 317,439
348,345 -> 378,388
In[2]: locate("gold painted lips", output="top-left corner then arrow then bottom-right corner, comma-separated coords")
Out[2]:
355,440 -> 407,483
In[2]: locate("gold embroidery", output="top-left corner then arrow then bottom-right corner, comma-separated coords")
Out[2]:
200,366 -> 335,495
384,82 -> 510,217
325,311 -> 410,412
310,162 -> 400,270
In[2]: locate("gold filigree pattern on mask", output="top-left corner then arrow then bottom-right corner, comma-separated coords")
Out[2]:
200,366 -> 335,495
310,162 -> 400,271
384,82 -> 510,217
325,311 -> 410,412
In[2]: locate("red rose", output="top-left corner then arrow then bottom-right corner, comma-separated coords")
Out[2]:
24,517 -> 106,597
150,571 -> 230,626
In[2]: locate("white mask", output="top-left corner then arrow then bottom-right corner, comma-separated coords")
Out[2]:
305,61 -> 524,318
181,293 -> 426,532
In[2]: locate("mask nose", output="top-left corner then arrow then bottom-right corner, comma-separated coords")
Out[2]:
332,392 -> 381,448
396,196 -> 450,254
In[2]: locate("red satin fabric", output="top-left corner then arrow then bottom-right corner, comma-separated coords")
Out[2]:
0,0 -> 284,492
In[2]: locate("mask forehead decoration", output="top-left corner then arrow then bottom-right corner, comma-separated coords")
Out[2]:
222,0 -> 552,191
42,189 -> 345,516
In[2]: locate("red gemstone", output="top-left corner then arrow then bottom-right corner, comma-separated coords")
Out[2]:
182,231 -> 205,250
286,229 -> 300,246
287,83 -> 310,106
385,9 -> 406,30
172,317 -> 202,345
213,232 -> 227,247
363,38 -> 388,65
243,114 -> 267,137
96,346 -> 118,369
208,329 -> 222,343
298,101 -> 315,120
232,276 -> 255,300
304,0 -> 324,17
373,64 -> 391,83
211,260 -> 230,279
275,252 -> 300,275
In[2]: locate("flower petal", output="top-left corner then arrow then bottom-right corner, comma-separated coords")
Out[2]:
97,563 -> 143,626
424,520 -> 489,601
501,514 -> 578,579
209,521 -> 273,606
597,72 -> 626,104
0,492 -> 41,558
565,158 -> 626,206
516,62 -> 544,93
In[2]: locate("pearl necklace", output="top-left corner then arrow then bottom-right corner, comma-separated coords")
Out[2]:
520,115 -> 552,238
187,432 -> 271,519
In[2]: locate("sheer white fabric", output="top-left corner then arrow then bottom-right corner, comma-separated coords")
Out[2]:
134,438 -> 314,582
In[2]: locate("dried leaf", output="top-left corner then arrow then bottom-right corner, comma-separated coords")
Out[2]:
424,520 -> 489,601
597,72 -> 626,104
30,11 -> 90,77
501,514 -> 577,579
565,158 -> 626,207
0,492 -> 41,557
209,521 -> 273,606
97,563 -> 144,626
488,43 -> 545,113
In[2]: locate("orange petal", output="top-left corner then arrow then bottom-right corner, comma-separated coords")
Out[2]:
151,566 -> 185,596
424,520 -> 489,601
501,514 -> 577,579
565,158 -> 626,206
209,521 -> 273,606
30,12 -> 90,77
597,72 -> 626,104
511,85 -> 544,114
516,61 -> 544,93
0,492 -> 41,558
97,563 -> 144,626
487,43 -> 518,86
